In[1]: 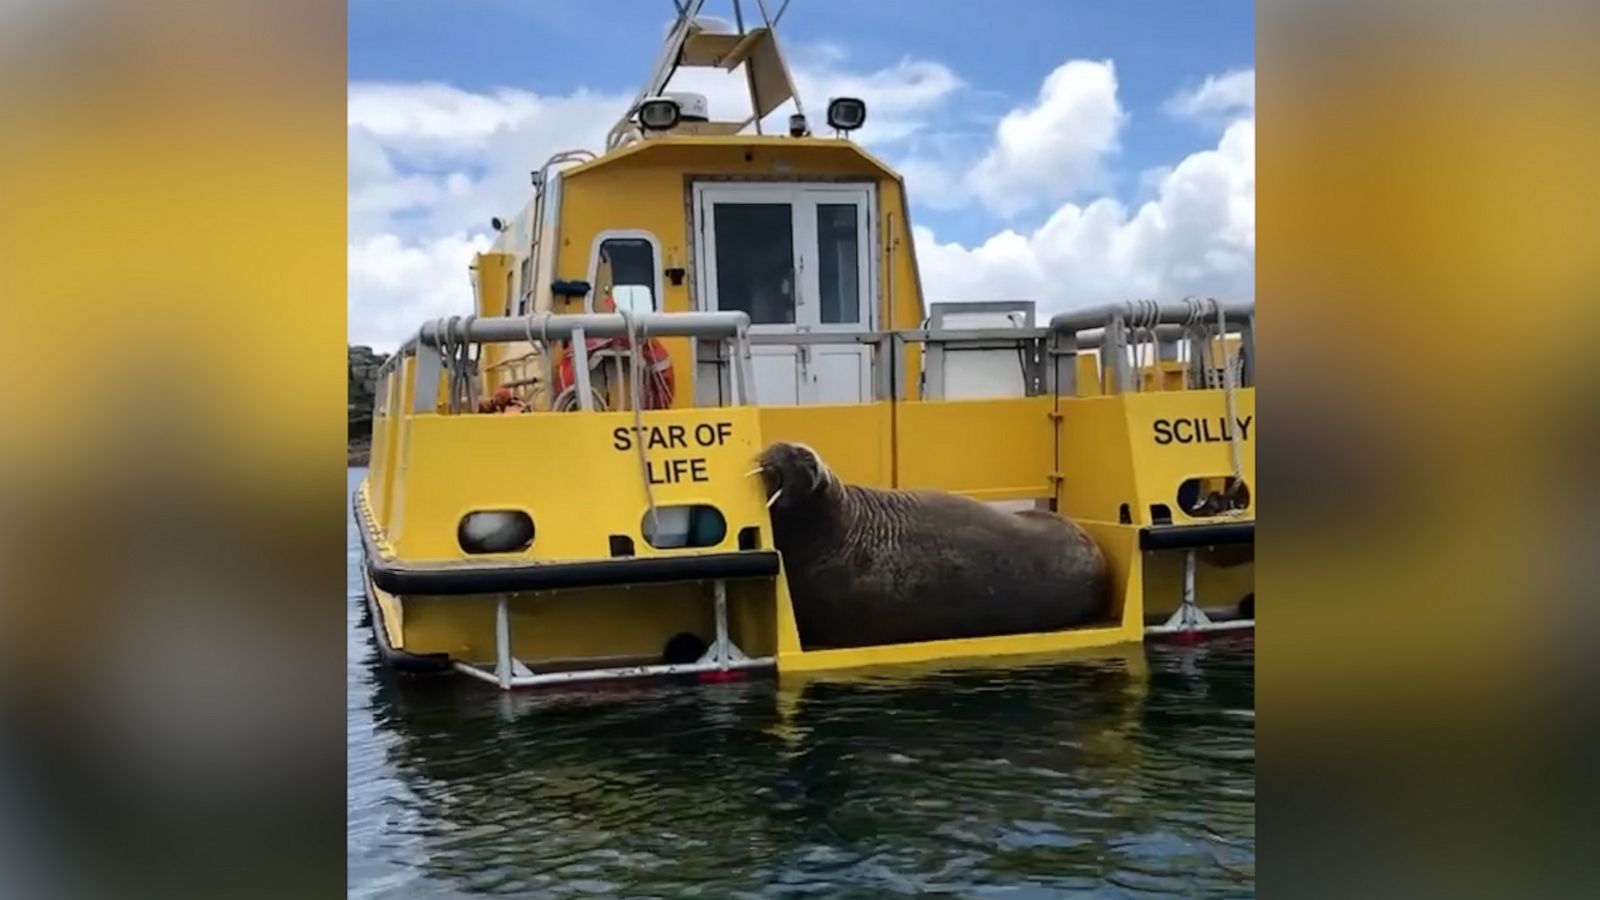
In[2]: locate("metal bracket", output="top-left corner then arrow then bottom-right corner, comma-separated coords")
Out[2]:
696,580 -> 750,668
1145,548 -> 1256,637
453,578 -> 774,690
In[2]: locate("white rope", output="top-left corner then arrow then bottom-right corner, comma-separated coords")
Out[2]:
439,315 -> 479,413
1146,299 -> 1166,391
1211,298 -> 1247,514
539,314 -> 553,410
1127,306 -> 1143,393
620,308 -> 661,539
1130,299 -> 1160,392
521,314 -> 539,407
521,312 -> 556,410
457,314 -> 479,411
1181,297 -> 1211,390
440,316 -> 462,413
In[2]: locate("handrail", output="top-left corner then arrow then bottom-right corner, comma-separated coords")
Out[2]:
415,311 -> 751,348
1048,299 -> 1254,395
743,328 -> 1049,345
1048,299 -> 1254,336
735,324 -> 1222,350
371,301 -> 1256,405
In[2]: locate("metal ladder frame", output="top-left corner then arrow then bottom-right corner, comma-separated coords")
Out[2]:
452,580 -> 773,689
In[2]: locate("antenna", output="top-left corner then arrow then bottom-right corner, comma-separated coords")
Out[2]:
605,0 -> 807,149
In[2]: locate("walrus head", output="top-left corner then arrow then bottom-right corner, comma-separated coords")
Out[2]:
750,442 -> 837,511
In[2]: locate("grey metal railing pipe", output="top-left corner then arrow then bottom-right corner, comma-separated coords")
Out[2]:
1048,300 -> 1254,336
1048,300 -> 1254,396
415,311 -> 751,348
1072,324 -> 1187,348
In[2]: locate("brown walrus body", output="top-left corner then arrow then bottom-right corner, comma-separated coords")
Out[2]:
755,442 -> 1111,649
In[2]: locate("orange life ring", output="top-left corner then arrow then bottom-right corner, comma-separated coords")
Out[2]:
552,335 -> 675,409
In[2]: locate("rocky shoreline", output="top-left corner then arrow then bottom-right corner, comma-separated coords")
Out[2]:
349,345 -> 387,467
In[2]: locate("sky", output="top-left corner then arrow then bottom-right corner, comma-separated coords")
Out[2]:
348,0 -> 1255,350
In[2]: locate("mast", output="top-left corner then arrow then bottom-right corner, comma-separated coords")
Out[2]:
605,0 -> 806,149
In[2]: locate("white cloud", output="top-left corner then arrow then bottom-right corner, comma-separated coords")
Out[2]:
1164,68 -> 1255,124
968,59 -> 1126,217
347,232 -> 493,350
796,54 -> 964,143
346,46 -> 964,350
346,81 -> 625,239
893,156 -> 978,211
665,43 -> 963,146
892,59 -> 1126,217
345,51 -> 1255,351
347,82 -> 544,147
914,114 -> 1255,316
346,82 -> 631,350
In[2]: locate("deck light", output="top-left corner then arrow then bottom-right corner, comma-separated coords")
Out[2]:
638,97 -> 681,131
826,97 -> 867,133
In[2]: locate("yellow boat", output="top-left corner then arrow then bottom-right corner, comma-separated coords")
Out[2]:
353,0 -> 1255,690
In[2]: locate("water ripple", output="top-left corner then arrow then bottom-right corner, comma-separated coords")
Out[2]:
347,471 -> 1254,897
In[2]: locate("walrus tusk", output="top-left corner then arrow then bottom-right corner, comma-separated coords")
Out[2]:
744,466 -> 765,478
765,489 -> 783,508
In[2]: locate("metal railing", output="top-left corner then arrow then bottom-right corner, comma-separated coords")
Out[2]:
1049,299 -> 1255,396
695,328 -> 1059,405
380,311 -> 757,414
372,299 -> 1255,416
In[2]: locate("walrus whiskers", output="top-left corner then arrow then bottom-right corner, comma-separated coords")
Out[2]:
746,464 -> 783,506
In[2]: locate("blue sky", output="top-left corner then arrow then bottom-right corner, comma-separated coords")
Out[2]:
347,0 -> 1255,348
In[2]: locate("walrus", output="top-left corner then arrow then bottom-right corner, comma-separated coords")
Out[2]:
753,442 -> 1111,649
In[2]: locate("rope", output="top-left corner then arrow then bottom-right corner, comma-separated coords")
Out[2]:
521,307 -> 553,406
619,308 -> 661,539
457,314 -> 479,411
1210,298 -> 1247,514
1181,297 -> 1212,390
520,313 -> 539,407
436,315 -> 479,414
1129,299 -> 1160,392
440,316 -> 460,413
539,314 -> 553,410
1147,299 -> 1167,391
521,312 -> 554,410
1125,306 -> 1142,393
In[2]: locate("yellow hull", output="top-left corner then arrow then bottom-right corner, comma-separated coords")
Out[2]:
354,383 -> 1254,687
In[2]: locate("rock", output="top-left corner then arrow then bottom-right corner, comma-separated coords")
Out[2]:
349,345 -> 389,466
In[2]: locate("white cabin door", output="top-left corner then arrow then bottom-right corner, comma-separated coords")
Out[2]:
696,184 -> 875,406
797,191 -> 874,403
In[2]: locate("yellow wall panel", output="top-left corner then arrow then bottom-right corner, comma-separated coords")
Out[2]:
394,406 -> 773,563
758,403 -> 894,487
894,397 -> 1055,500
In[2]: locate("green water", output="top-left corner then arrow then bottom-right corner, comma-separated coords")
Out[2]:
347,470 -> 1255,898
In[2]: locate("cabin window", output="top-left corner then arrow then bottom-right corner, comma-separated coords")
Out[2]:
640,505 -> 727,549
711,204 -> 795,325
589,232 -> 662,315
816,203 -> 860,324
694,183 -> 876,406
